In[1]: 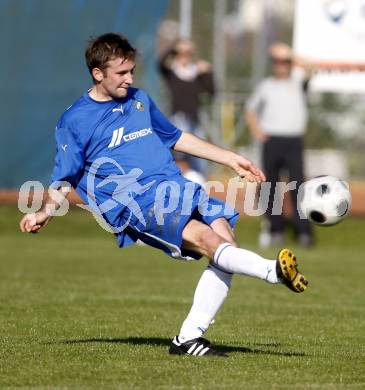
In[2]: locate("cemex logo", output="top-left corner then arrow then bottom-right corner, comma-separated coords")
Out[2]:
108,127 -> 153,148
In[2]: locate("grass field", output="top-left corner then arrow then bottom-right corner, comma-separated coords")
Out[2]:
1,205 -> 364,389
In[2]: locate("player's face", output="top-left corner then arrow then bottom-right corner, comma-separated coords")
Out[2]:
101,57 -> 136,99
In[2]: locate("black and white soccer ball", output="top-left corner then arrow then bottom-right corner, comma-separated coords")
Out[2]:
299,175 -> 351,226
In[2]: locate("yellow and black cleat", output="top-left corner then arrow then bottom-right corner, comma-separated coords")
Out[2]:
276,248 -> 309,293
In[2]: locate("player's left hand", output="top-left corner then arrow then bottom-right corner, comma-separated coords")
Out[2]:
230,155 -> 266,183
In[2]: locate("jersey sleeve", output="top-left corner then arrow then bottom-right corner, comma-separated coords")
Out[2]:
50,125 -> 85,189
148,95 -> 182,148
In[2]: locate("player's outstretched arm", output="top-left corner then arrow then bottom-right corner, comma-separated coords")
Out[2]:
173,132 -> 265,183
19,210 -> 51,233
19,187 -> 68,233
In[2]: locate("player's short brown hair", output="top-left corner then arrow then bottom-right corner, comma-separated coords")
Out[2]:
85,33 -> 136,80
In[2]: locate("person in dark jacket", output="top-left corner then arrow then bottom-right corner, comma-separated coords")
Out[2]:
159,39 -> 215,175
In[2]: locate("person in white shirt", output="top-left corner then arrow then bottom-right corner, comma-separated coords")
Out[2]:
246,42 -> 313,247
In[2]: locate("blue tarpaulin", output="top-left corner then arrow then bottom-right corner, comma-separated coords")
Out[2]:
0,0 -> 170,187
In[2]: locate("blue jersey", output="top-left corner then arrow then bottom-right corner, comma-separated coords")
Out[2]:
50,87 -> 239,257
51,88 -> 182,222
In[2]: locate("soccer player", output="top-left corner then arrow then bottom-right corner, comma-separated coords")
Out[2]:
19,33 -> 308,357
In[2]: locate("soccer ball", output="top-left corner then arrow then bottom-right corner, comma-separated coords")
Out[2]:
299,175 -> 351,226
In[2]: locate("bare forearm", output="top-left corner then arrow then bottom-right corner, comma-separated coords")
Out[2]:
173,132 -> 266,182
40,187 -> 70,216
173,132 -> 236,168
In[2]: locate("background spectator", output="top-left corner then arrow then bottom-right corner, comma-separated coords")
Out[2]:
245,42 -> 313,247
159,39 -> 215,176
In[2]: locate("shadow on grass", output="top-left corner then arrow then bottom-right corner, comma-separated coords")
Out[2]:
58,337 -> 306,357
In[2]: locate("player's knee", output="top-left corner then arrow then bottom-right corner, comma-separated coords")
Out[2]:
229,238 -> 239,248
220,232 -> 239,247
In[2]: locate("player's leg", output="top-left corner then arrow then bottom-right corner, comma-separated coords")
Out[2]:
182,219 -> 280,282
207,218 -> 308,292
171,218 -> 308,356
210,217 -> 238,247
208,219 -> 306,290
175,219 -> 234,353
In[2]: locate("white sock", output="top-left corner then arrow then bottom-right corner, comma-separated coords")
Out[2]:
178,265 -> 232,343
214,243 -> 279,284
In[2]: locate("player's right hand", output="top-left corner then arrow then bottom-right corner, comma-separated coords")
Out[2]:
230,155 -> 266,183
19,211 -> 51,233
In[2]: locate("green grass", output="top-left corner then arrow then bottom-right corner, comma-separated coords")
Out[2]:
1,205 -> 365,389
